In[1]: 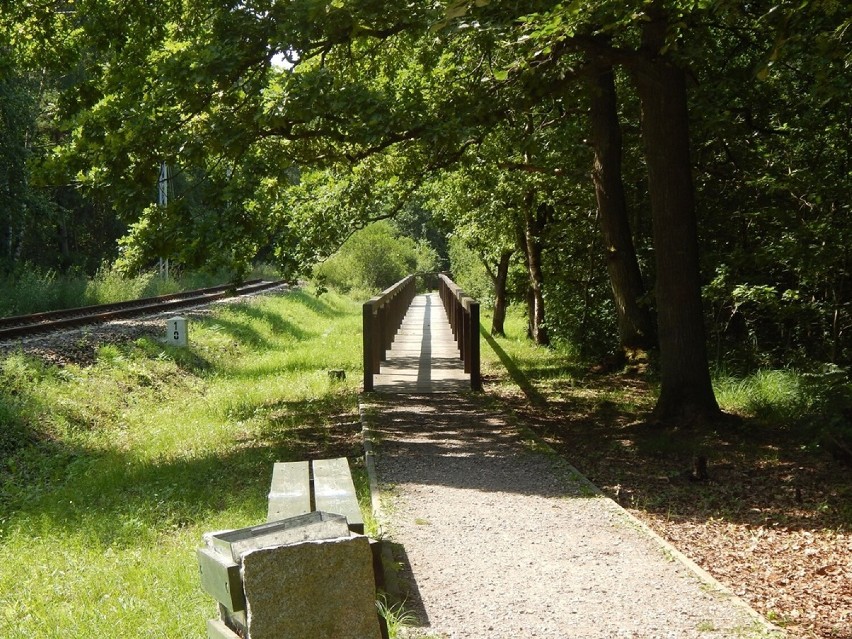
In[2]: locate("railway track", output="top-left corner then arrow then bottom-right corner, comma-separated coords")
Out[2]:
0,279 -> 288,341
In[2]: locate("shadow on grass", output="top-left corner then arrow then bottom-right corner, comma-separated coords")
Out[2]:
203,312 -> 308,350
0,393 -> 364,548
288,290 -> 349,318
225,303 -> 311,340
481,327 -> 548,406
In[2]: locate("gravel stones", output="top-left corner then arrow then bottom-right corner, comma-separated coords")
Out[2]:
367,394 -> 775,639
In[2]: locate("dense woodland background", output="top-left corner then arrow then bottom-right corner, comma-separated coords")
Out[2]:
1,0 -> 850,429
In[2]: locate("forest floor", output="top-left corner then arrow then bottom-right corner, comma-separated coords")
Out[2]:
489,371 -> 851,639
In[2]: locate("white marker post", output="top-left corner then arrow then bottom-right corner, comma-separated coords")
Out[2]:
167,316 -> 188,347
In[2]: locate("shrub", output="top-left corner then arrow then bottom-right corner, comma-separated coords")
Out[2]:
314,222 -> 419,294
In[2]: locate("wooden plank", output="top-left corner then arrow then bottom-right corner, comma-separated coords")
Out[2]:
267,460 -> 311,523
206,618 -> 242,639
197,547 -> 245,612
312,457 -> 365,534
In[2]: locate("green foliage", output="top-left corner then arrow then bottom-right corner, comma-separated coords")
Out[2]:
84,264 -> 158,304
446,235 -> 495,304
313,221 -> 424,294
714,369 -> 811,422
0,266 -> 85,316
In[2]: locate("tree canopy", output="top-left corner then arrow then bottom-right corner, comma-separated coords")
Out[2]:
1,0 -> 850,423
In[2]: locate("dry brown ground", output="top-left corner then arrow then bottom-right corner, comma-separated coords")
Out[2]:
488,372 -> 851,639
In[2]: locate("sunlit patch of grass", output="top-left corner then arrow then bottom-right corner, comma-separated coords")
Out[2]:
0,289 -> 365,638
479,306 -> 582,403
376,594 -> 419,638
714,369 -> 810,421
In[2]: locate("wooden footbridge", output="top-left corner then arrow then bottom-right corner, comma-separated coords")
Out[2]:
362,274 -> 481,393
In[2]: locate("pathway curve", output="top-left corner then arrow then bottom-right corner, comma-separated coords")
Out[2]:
363,394 -> 779,639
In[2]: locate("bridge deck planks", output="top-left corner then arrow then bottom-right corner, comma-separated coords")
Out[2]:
372,293 -> 469,393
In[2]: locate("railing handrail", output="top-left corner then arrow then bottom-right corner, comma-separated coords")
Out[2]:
437,274 -> 482,391
369,274 -> 416,307
362,275 -> 417,392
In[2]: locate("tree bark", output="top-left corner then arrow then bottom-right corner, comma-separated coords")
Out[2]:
485,249 -> 513,337
520,196 -> 550,346
587,63 -> 656,355
631,8 -> 720,424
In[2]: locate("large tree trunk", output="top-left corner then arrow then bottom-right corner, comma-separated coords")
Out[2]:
520,197 -> 550,346
631,8 -> 720,424
484,249 -> 513,337
587,64 -> 656,355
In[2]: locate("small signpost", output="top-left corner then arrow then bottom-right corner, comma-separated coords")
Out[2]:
166,316 -> 188,347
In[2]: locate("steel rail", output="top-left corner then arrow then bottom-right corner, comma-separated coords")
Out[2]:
0,279 -> 287,341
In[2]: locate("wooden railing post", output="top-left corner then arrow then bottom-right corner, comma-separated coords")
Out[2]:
437,273 -> 481,391
362,301 -> 375,392
362,275 -> 417,392
469,299 -> 481,391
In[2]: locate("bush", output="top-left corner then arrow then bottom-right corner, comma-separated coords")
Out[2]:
0,266 -> 88,316
84,264 -> 158,305
446,236 -> 493,303
714,366 -> 852,466
314,222 -> 420,294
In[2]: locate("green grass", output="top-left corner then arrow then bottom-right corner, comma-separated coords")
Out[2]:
479,306 -> 583,403
714,369 -> 812,421
375,594 -> 419,638
0,263 -> 281,318
0,289 -> 364,638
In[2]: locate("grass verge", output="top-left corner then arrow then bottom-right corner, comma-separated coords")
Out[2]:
0,288 -> 364,638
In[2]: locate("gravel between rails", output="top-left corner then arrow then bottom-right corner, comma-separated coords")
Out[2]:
0,283 -> 291,367
363,393 -> 781,639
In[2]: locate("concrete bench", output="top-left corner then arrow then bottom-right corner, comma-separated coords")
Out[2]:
267,457 -> 365,534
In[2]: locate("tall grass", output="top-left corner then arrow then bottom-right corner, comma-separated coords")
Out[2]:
714,366 -> 852,459
713,369 -> 810,421
0,263 -> 282,317
0,289 -> 363,638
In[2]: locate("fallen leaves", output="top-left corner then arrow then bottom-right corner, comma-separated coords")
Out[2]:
511,374 -> 852,639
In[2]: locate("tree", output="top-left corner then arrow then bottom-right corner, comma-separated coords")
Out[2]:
472,0 -> 723,420
426,164 -> 520,337
19,0 -> 851,423
628,5 -> 720,421
0,49 -> 33,270
586,60 -> 655,357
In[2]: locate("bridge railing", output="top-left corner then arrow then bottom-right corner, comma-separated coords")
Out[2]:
362,275 -> 417,392
438,273 -> 481,391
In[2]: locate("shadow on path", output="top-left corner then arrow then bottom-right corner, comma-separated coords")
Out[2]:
367,393 -> 593,502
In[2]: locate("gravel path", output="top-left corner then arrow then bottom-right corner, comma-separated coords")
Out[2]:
364,394 -> 779,639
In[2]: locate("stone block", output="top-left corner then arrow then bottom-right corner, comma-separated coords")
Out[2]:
209,511 -> 350,562
240,535 -> 382,639
166,316 -> 188,346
